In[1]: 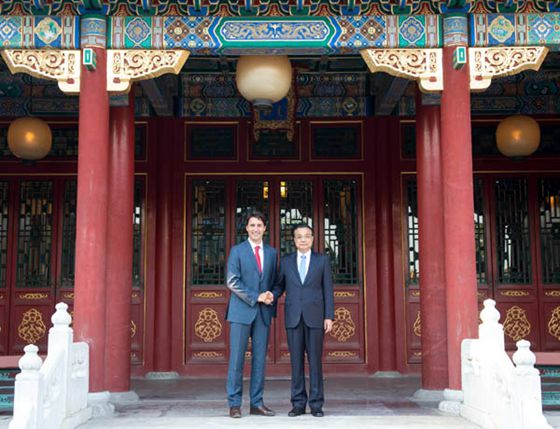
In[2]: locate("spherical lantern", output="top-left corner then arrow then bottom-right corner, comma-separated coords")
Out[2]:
7,117 -> 52,161
496,115 -> 540,158
236,55 -> 292,110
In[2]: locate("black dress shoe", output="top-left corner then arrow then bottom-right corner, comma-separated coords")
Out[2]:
250,404 -> 276,416
288,407 -> 305,417
229,407 -> 241,418
311,409 -> 324,417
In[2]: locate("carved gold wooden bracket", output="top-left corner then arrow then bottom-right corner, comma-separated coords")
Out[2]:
360,48 -> 443,93
468,46 -> 549,92
1,49 -> 189,94
1,49 -> 81,94
107,49 -> 189,93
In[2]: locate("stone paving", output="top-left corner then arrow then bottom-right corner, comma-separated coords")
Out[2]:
2,375 -> 560,428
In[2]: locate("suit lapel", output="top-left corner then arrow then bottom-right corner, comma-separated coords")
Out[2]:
243,240 -> 260,275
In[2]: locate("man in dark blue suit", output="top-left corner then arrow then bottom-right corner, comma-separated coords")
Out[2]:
272,223 -> 334,417
225,212 -> 277,419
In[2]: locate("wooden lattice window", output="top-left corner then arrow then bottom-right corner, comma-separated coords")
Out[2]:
279,180 -> 313,256
60,179 -> 77,288
404,178 -> 419,286
538,177 -> 560,284
235,180 -> 270,245
474,178 -> 488,285
16,181 -> 53,288
0,182 -> 8,288
190,180 -> 226,286
494,178 -> 532,284
322,179 -> 358,286
132,177 -> 145,290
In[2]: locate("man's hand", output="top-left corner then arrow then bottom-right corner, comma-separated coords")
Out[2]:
324,319 -> 333,333
258,291 -> 274,305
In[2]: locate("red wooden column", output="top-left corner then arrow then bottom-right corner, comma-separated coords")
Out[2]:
416,92 -> 448,390
105,92 -> 135,391
74,16 -> 110,393
375,118 -> 397,371
440,15 -> 479,390
151,118 -> 175,375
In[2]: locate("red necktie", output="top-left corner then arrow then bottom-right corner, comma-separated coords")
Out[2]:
255,245 -> 262,274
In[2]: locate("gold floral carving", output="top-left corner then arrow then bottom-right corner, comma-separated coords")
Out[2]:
193,292 -> 224,299
63,292 -> 74,299
130,320 -> 137,339
548,307 -> 560,341
107,49 -> 190,93
546,291 -> 560,297
18,308 -> 47,344
1,49 -> 80,94
360,48 -> 443,93
503,306 -> 531,341
334,291 -> 355,298
500,290 -> 529,297
193,351 -> 223,358
19,293 -> 48,300
327,351 -> 356,358
330,307 -> 356,342
413,311 -> 422,337
410,290 -> 420,297
132,292 -> 140,298
194,307 -> 222,343
469,46 -> 549,92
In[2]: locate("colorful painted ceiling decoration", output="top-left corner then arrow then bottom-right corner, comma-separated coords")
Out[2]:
2,0 -> 560,17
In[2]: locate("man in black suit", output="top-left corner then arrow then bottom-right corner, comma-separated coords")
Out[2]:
272,223 -> 334,417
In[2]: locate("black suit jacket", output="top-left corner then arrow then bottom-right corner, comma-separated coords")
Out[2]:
273,251 -> 334,329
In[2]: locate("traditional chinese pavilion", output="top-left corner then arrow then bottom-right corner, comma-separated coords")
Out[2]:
0,0 -> 559,401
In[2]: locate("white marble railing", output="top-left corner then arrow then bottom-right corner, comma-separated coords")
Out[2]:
461,299 -> 552,429
9,303 -> 92,429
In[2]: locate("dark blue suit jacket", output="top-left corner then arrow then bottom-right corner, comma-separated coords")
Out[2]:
273,252 -> 334,329
225,240 -> 277,326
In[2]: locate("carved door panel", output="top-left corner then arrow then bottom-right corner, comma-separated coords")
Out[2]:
10,180 -> 59,354
185,175 -> 365,368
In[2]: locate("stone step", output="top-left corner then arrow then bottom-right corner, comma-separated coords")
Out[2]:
0,369 -> 17,412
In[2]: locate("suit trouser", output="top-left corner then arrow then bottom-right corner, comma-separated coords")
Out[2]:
286,317 -> 325,410
226,310 -> 270,407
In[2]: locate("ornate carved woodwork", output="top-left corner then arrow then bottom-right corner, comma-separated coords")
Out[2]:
1,49 -> 81,94
185,175 -> 365,366
468,46 -> 549,92
107,49 -> 189,94
403,171 -> 560,358
361,48 -> 443,93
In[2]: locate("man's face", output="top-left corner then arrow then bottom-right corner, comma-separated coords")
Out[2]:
246,217 -> 266,243
293,227 -> 313,253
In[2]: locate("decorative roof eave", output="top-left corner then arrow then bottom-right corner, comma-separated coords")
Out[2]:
0,14 -> 443,52
2,0 -> 560,17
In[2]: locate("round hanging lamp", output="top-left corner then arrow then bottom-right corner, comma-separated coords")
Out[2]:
236,55 -> 292,110
496,115 -> 540,158
7,117 -> 52,161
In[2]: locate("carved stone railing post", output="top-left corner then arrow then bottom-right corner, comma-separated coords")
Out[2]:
460,299 -> 553,429
9,345 -> 43,429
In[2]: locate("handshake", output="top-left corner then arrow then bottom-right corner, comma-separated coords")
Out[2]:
257,291 -> 274,305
